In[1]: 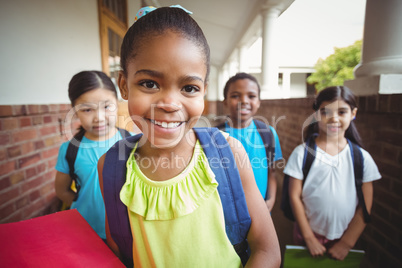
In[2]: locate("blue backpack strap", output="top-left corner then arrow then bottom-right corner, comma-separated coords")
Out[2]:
103,133 -> 142,267
117,127 -> 131,139
193,127 -> 251,265
348,140 -> 371,223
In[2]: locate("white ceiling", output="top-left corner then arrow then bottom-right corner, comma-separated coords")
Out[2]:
144,0 -> 295,68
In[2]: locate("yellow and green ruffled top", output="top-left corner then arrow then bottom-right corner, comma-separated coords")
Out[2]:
120,138 -> 242,268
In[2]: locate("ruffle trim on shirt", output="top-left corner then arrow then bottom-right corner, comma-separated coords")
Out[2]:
120,141 -> 218,221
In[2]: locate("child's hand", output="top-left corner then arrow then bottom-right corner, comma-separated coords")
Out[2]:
327,240 -> 351,260
305,236 -> 326,257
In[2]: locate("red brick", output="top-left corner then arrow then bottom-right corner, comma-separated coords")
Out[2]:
1,211 -> 23,224
13,105 -> 28,116
39,125 -> 57,136
0,148 -> 6,162
0,202 -> 16,220
21,176 -> 45,192
25,167 -> 38,178
27,105 -> 40,115
7,145 -> 21,158
43,170 -> 56,180
18,153 -> 41,169
0,177 -> 11,191
39,182 -> 53,196
16,195 -> 29,209
29,190 -> 41,202
21,142 -> 35,155
0,133 -> 10,146
43,115 -> 52,124
10,171 -> 24,185
1,118 -> 19,130
23,199 -> 45,219
0,161 -> 16,176
39,105 -> 49,113
34,140 -> 45,150
49,104 -> 60,113
36,163 -> 47,174
0,105 -> 13,116
47,158 -> 57,169
32,116 -> 42,125
19,117 -> 32,127
0,186 -> 19,205
13,129 -> 37,143
42,147 -> 59,159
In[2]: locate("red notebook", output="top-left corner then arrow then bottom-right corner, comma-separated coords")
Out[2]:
0,209 -> 125,267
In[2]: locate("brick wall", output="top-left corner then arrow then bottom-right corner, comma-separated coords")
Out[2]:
0,104 -> 70,223
211,94 -> 402,268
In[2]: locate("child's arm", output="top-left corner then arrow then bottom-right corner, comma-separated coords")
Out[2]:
54,171 -> 76,206
327,181 -> 373,260
289,177 -> 326,257
98,154 -> 122,258
228,136 -> 281,268
265,168 -> 277,211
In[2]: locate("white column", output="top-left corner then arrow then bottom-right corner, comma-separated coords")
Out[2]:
282,71 -> 291,98
238,45 -> 248,73
346,0 -> 402,95
261,6 -> 281,97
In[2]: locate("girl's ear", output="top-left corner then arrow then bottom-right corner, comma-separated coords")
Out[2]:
352,107 -> 358,120
118,71 -> 128,100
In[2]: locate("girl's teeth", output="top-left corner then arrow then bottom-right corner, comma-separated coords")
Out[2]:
152,120 -> 180,128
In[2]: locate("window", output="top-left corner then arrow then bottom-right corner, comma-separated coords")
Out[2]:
98,0 -> 128,83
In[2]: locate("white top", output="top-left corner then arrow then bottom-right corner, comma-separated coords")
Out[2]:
284,143 -> 381,240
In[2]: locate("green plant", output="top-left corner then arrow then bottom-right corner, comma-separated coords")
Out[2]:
307,40 -> 362,92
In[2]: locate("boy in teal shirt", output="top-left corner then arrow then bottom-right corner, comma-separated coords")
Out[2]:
219,73 -> 282,211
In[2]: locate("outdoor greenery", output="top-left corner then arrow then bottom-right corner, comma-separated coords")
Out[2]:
307,40 -> 362,92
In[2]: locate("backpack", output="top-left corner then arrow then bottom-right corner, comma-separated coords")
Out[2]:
102,127 -> 252,267
65,127 -> 131,201
217,119 -> 275,200
280,136 -> 371,223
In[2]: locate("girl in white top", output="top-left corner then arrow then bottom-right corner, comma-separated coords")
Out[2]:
284,86 -> 381,260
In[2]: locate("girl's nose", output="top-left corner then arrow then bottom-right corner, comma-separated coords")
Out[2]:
155,91 -> 182,112
94,108 -> 106,122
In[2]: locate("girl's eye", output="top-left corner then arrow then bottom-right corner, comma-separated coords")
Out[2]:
230,95 -> 239,99
249,95 -> 256,99
140,80 -> 158,90
182,85 -> 200,94
82,108 -> 92,113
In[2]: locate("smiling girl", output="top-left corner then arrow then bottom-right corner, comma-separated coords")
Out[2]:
284,86 -> 381,260
55,70 -> 129,240
98,6 -> 280,268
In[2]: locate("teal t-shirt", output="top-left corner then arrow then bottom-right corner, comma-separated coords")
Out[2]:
225,120 -> 282,199
55,131 -> 127,239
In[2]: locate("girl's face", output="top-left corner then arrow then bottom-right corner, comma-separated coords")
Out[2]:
316,99 -> 357,138
74,88 -> 118,141
224,79 -> 260,127
119,31 -> 207,148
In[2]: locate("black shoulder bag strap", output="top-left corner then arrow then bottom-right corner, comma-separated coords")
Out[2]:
302,136 -> 317,186
65,130 -> 86,201
349,140 -> 371,223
